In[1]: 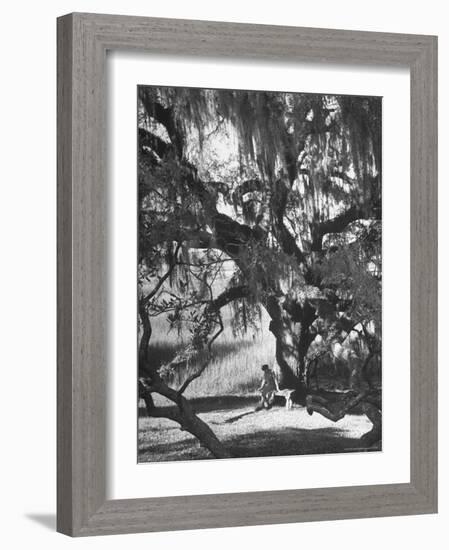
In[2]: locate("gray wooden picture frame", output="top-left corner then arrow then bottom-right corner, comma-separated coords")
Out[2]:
57,12 -> 438,537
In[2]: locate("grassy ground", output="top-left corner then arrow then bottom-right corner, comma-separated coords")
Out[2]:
138,397 -> 377,462
141,307 -> 377,462
148,306 -> 277,398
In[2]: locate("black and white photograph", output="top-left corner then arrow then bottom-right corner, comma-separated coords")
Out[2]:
0,0 -> 442,545
137,85 -> 382,462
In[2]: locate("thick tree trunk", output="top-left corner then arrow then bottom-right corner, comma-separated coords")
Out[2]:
360,401 -> 382,447
271,325 -> 303,388
265,294 -> 315,403
139,378 -> 233,459
177,397 -> 233,458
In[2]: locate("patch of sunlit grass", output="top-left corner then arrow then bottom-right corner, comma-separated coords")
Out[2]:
147,307 -> 277,398
138,403 -> 375,462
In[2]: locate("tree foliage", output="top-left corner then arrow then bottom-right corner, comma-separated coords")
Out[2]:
137,86 -> 382,453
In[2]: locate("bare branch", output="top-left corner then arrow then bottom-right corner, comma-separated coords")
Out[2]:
138,301 -> 152,371
142,242 -> 181,305
139,379 -> 181,422
208,285 -> 250,312
177,314 -> 224,396
177,358 -> 209,396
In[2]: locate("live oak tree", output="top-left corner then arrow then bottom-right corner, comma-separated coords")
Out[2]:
138,86 -> 382,456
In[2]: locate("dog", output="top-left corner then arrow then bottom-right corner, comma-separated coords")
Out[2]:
276,389 -> 295,410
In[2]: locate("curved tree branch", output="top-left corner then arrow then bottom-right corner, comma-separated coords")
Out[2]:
306,389 -> 382,446
141,243 -> 181,306
310,205 -> 365,251
139,377 -> 233,458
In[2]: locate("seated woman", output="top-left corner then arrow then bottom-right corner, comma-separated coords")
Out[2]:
255,364 -> 279,411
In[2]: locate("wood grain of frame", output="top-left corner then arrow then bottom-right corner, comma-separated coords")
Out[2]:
57,12 -> 438,536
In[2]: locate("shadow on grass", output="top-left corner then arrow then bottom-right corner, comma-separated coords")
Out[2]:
227,426 -> 372,458
139,394 -> 371,417
139,394 -> 260,417
138,433 -> 211,462
138,424 -> 376,463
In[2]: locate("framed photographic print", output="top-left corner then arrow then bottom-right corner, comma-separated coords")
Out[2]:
136,84 -> 383,463
57,13 -> 437,536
